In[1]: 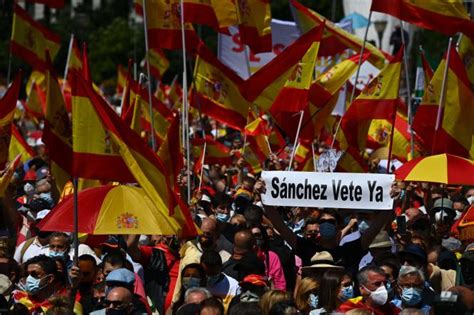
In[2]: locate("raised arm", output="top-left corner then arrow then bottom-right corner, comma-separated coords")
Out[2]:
263,205 -> 297,249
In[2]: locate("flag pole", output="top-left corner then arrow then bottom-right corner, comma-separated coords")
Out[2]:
72,177 -> 79,265
311,141 -> 317,171
142,0 -> 157,151
399,22 -> 414,159
198,142 -> 207,192
180,0 -> 191,204
62,34 -> 75,92
432,37 -> 453,154
331,9 -> 373,148
386,111 -> 397,173
288,110 -> 304,171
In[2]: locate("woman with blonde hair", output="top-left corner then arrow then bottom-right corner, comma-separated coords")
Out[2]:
294,276 -> 319,314
259,289 -> 291,315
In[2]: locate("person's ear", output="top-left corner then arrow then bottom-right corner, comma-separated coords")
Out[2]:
359,285 -> 368,297
46,274 -> 55,285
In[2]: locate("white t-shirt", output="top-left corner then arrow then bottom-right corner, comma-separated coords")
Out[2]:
207,274 -> 241,311
14,238 -> 49,264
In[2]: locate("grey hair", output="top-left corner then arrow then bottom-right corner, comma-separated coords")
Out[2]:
399,308 -> 425,315
357,265 -> 386,286
398,266 -> 425,282
184,287 -> 212,303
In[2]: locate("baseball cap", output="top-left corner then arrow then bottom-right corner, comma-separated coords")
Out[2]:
106,268 -> 135,286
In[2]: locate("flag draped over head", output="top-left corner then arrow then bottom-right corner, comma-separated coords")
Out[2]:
413,47 -> 474,158
73,73 -> 197,237
236,0 -> 272,53
339,46 -> 404,157
241,22 -> 325,113
371,0 -> 474,40
11,5 -> 61,70
192,137 -> 233,166
9,125 -> 35,163
145,48 -> 170,80
192,44 -> 249,131
145,0 -> 199,50
183,0 -> 238,32
289,0 -> 386,68
0,72 -> 22,169
70,71 -> 135,182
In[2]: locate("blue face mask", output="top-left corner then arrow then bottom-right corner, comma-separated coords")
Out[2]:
216,213 -> 230,222
358,220 -> 370,234
319,222 -> 337,240
401,287 -> 423,306
340,285 -> 354,301
309,293 -> 319,309
182,277 -> 201,290
49,250 -> 65,259
25,275 -> 48,295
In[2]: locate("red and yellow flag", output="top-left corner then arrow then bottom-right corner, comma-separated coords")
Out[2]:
145,48 -> 170,80
293,140 -> 315,171
11,5 -> 61,70
9,125 -> 35,163
183,0 -> 238,31
157,115 -> 183,191
25,81 -> 46,120
192,137 -> 233,166
458,35 -> 474,87
68,36 -> 83,74
237,0 -> 272,53
372,0 -> 474,40
289,0 -> 386,68
145,0 -> 199,50
0,154 -> 22,197
244,115 -> 270,137
192,44 -> 249,131
75,73 -> 197,237
340,46 -> 404,153
0,72 -> 22,168
413,47 -> 474,157
241,22 -> 325,112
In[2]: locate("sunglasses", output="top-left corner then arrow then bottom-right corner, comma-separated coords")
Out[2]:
318,218 -> 336,225
104,299 -> 127,308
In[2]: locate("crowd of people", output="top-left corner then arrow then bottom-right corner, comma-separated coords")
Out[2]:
0,120 -> 474,315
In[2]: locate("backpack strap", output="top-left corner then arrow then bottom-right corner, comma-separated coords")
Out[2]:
20,238 -> 35,263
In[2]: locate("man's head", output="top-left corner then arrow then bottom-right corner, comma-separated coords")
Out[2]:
303,217 -> 319,241
405,208 -> 421,222
78,255 -> 98,291
452,196 -> 469,219
105,268 -> 135,293
244,205 -> 263,227
184,287 -> 212,304
212,193 -> 232,223
104,287 -> 134,314
198,218 -> 218,250
48,232 -> 70,256
357,266 -> 388,307
232,230 -> 256,257
397,266 -> 425,307
200,297 -> 224,315
102,251 -> 126,278
398,244 -> 428,274
317,209 -> 342,241
242,176 -> 256,192
23,255 -> 57,296
200,250 -> 222,287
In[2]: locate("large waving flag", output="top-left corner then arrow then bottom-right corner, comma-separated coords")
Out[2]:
11,5 -> 61,70
340,47 -> 404,155
73,73 -> 197,237
183,0 -> 238,31
241,22 -> 325,112
192,137 -> 233,166
157,115 -> 183,192
413,47 -> 474,157
70,71 -> 135,182
371,0 -> 474,40
145,0 -> 199,50
0,72 -> 22,168
145,48 -> 170,80
289,0 -> 386,68
459,35 -> 474,87
9,125 -> 35,163
237,0 -> 272,53
192,44 -> 249,131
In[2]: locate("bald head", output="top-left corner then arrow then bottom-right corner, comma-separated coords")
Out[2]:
106,287 -> 133,310
201,218 -> 218,235
233,230 -> 255,254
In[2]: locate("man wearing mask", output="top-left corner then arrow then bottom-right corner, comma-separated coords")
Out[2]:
70,254 -> 101,314
338,266 -> 400,315
391,266 -> 432,313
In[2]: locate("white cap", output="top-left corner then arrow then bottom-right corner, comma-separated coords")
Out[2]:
35,138 -> 45,146
36,209 -> 51,220
201,194 -> 211,203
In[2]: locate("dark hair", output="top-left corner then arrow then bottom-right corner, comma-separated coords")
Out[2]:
78,254 -> 97,267
228,302 -> 261,315
213,193 -> 232,209
318,269 -> 348,312
244,205 -> 263,227
51,257 -> 68,286
200,297 -> 224,315
200,250 -> 222,268
452,195 -> 469,207
24,255 -> 57,276
103,251 -> 126,268
318,209 -> 343,226
242,176 -> 256,186
374,252 -> 401,280
269,300 -> 297,315
303,216 -> 319,229
181,263 -> 207,287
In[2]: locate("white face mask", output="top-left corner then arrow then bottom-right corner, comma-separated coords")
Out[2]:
468,196 -> 474,205
455,210 -> 463,221
364,284 -> 388,305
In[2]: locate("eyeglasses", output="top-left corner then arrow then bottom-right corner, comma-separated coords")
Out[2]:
104,299 -> 127,308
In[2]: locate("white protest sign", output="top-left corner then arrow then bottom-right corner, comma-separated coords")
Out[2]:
261,171 -> 394,210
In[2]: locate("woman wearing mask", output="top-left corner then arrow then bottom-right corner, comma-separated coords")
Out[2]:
250,226 -> 286,290
310,269 -> 353,314
169,263 -> 206,314
294,276 -> 319,314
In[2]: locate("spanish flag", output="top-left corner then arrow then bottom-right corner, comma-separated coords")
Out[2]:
157,115 -> 183,191
67,36 -> 83,74
371,0 -> 474,40
244,115 -> 270,137
294,140 -> 314,171
192,44 -> 249,131
9,125 -> 34,163
145,48 -> 170,80
237,0 -> 272,53
289,0 -> 386,68
70,71 -> 135,182
340,46 -> 404,154
10,5 -> 61,70
74,73 -> 197,237
458,35 -> 474,87
192,137 -> 233,166
183,0 -> 238,32
241,22 -> 325,112
145,0 -> 199,50
0,154 -> 22,198
242,110 -> 271,173
412,47 -> 474,158
0,72 -> 22,168
25,81 -> 46,120
117,64 -> 128,95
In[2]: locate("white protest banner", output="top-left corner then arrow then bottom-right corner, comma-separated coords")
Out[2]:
261,171 -> 394,210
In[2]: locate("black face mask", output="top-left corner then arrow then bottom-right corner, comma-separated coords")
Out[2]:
106,309 -> 128,315
78,281 -> 94,293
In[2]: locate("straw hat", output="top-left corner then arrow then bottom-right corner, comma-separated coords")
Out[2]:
302,251 -> 343,270
369,231 -> 392,249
